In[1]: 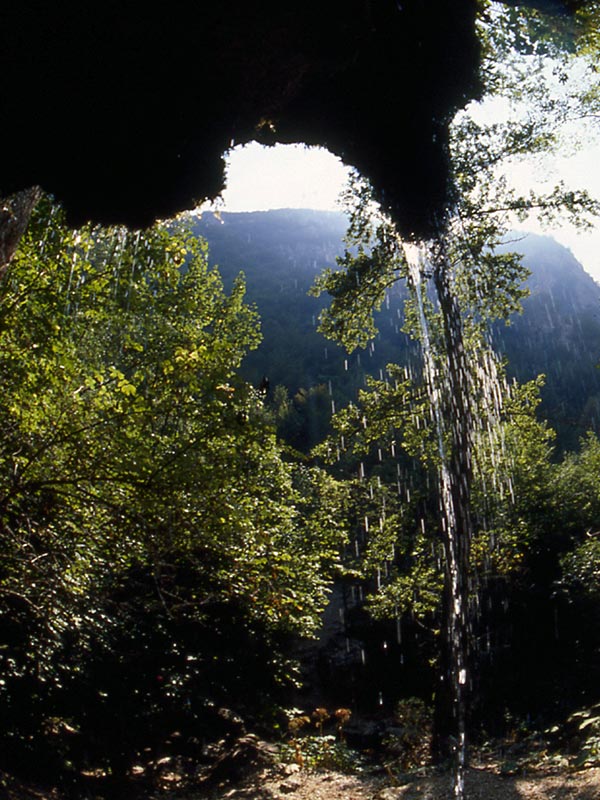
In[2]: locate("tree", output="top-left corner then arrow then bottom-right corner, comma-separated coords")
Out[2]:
0,197 -> 348,781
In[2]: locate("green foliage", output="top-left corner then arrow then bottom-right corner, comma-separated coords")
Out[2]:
382,698 -> 433,771
560,538 -> 600,598
319,370 -> 559,624
478,1 -> 600,127
0,198 -> 349,779
568,704 -> 600,768
270,383 -> 334,453
471,377 -> 557,575
310,173 -> 407,352
280,734 -> 365,774
315,366 -> 433,467
552,432 -> 600,538
281,706 -> 363,774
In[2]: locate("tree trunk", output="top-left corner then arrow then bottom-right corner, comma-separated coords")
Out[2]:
0,187 -> 41,274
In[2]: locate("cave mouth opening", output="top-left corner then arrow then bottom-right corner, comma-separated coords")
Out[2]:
197,143 -> 353,218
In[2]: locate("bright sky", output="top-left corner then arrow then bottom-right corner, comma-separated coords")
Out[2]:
209,142 -> 351,213
506,144 -> 600,281
202,139 -> 600,283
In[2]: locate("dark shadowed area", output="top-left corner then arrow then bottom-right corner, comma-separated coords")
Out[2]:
0,1 -> 481,239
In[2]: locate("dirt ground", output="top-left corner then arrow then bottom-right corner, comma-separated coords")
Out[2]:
3,750 -> 599,800
203,763 -> 600,800
3,763 -> 600,800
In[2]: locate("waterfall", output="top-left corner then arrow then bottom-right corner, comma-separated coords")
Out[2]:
404,240 -> 473,800
317,179 -> 519,797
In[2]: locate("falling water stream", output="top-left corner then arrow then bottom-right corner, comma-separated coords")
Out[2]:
403,240 -> 473,800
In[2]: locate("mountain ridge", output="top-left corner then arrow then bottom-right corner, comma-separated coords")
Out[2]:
191,210 -> 600,451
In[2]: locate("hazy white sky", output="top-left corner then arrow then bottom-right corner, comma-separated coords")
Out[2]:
209,142 -> 351,213
203,139 -> 600,282
504,143 -> 600,282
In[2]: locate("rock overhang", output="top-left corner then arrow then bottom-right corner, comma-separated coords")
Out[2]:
0,0 -> 583,239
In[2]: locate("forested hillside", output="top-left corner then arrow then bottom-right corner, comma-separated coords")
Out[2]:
191,209 -> 352,397
497,233 -> 600,450
193,210 -> 600,451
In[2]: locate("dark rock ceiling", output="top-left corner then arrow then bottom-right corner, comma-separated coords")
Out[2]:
0,1 -> 583,239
